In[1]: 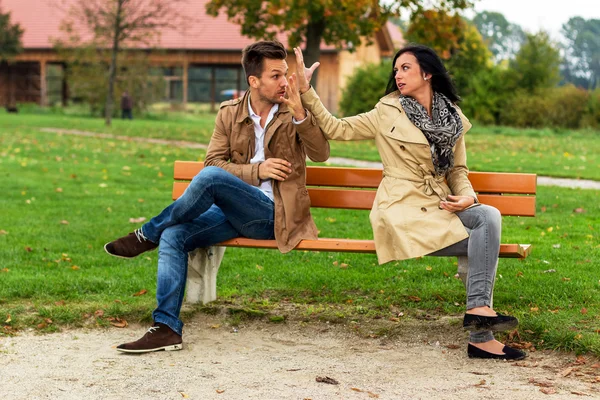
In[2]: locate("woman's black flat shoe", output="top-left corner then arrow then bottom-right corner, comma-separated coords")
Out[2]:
463,313 -> 518,331
467,343 -> 527,360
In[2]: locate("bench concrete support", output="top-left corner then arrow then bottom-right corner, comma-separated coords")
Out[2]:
186,246 -> 226,304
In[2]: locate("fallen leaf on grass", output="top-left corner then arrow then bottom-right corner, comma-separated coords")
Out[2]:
408,296 -> 421,302
316,376 -> 339,385
581,308 -> 588,314
110,318 -> 128,328
60,220 -> 69,225
0,230 -> 8,235
1,268 -> 9,273
71,265 -> 80,270
129,217 -> 146,223
573,208 -> 586,214
132,289 -> 148,297
94,310 -> 104,318
5,315 -> 11,323
55,188 -> 63,192
25,246 -> 32,252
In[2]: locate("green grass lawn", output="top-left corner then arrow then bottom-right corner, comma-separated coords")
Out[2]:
2,111 -> 600,179
1,112 -> 600,355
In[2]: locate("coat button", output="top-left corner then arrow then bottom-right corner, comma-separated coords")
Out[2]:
400,145 -> 406,151
421,207 -> 427,212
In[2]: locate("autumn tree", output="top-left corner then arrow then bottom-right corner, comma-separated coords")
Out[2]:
205,0 -> 474,86
57,0 -> 185,125
0,7 -> 23,61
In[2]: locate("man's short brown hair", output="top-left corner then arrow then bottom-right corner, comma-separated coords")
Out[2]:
241,41 -> 287,84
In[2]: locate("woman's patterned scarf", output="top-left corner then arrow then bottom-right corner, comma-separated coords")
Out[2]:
400,92 -> 464,176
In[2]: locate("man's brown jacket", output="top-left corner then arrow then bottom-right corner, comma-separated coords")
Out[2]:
205,91 -> 330,253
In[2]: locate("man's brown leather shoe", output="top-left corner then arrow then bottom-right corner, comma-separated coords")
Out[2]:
104,229 -> 158,259
116,323 -> 183,353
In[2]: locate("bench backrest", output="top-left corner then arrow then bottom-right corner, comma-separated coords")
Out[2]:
173,161 -> 536,217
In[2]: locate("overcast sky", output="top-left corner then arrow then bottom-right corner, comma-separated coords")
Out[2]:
467,0 -> 600,38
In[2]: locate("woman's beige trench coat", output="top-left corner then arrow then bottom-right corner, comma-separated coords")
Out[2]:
301,87 -> 479,265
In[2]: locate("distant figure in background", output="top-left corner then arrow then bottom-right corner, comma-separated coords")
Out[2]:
121,91 -> 133,120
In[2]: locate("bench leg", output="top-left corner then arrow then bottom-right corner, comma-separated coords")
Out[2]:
457,256 -> 494,308
185,246 -> 226,304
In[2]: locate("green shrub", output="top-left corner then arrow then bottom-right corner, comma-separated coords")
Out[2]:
339,61 -> 390,117
500,85 -> 590,128
546,85 -> 589,128
581,88 -> 600,128
460,66 -> 514,125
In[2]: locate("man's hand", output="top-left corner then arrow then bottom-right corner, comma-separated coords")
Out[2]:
293,47 -> 320,94
440,195 -> 476,213
281,73 -> 306,121
259,158 -> 292,181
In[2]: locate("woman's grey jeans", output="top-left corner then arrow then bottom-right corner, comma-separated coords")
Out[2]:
429,204 -> 502,344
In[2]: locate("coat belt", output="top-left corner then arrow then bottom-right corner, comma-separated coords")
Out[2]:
383,165 -> 446,198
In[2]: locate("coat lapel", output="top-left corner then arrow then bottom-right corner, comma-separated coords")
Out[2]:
380,92 -> 429,145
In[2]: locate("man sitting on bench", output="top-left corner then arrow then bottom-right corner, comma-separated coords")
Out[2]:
104,40 -> 329,353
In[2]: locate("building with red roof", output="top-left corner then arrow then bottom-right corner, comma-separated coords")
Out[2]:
0,0 -> 403,114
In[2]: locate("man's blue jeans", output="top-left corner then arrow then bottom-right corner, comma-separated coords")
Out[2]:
140,166 -> 275,335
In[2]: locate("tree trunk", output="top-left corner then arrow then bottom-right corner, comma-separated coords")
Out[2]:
105,0 -> 124,127
304,20 -> 325,89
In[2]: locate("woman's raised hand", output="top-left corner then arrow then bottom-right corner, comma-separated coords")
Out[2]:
281,73 -> 306,121
293,47 -> 320,94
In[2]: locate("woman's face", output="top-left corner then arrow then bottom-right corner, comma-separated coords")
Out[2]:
393,52 -> 430,97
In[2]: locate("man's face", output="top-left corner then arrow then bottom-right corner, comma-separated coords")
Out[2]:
252,58 -> 289,104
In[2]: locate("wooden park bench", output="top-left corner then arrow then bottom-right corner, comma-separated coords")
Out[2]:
172,161 -> 537,304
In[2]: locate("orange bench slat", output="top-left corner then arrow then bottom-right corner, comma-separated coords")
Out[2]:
175,162 -> 536,194
173,182 -> 535,216
215,238 -> 531,258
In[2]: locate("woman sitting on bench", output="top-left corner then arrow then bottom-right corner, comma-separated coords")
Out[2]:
283,44 -> 526,361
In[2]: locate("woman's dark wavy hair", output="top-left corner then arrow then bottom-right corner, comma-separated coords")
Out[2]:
385,44 -> 460,103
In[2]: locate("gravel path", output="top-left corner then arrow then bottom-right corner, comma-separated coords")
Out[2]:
2,314 -> 599,400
